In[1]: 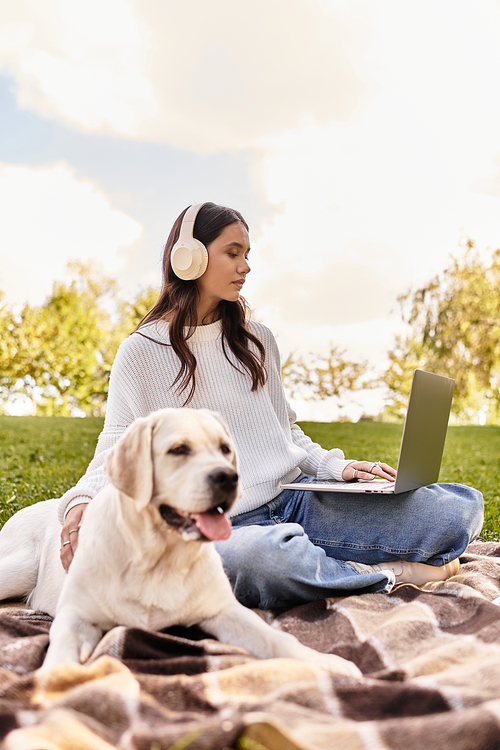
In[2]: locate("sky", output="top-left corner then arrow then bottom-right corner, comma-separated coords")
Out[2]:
1,0 -> 500,419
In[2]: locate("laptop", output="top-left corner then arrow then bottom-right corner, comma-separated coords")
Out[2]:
280,369 -> 455,495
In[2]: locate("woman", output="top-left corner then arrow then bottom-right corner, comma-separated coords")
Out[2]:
59,202 -> 483,609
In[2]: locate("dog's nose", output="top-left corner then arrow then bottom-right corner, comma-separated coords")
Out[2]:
208,468 -> 238,492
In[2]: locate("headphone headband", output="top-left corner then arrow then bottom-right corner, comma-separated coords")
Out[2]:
170,202 -> 210,280
177,202 -> 209,240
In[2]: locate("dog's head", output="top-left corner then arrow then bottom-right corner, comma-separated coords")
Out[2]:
104,408 -> 242,542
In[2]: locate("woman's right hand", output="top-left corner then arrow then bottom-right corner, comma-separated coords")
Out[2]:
342,460 -> 396,483
60,503 -> 87,572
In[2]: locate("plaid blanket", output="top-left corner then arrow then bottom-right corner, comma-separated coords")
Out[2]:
1,540 -> 500,750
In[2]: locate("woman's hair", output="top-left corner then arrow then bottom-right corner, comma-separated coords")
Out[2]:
136,202 -> 266,403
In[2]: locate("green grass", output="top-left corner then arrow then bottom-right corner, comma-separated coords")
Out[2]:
0,416 -> 103,527
0,417 -> 499,541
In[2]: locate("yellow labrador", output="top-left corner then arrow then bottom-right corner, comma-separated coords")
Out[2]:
0,408 -> 360,677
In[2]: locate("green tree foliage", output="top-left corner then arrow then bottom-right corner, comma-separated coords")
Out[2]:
114,286 -> 159,343
281,345 -> 372,413
0,294 -> 18,409
2,263 -> 371,417
384,241 -> 500,423
0,263 -> 115,416
0,263 -> 158,416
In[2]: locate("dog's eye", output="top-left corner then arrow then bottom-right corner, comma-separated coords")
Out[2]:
220,443 -> 231,455
168,444 -> 191,456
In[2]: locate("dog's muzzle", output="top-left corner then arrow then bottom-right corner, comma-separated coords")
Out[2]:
159,467 -> 239,542
207,467 -> 238,498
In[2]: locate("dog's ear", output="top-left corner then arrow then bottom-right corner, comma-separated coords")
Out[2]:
105,416 -> 154,510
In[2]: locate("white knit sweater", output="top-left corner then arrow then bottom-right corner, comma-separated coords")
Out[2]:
57,319 -> 353,524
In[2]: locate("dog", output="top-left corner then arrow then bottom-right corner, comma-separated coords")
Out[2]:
0,408 -> 360,677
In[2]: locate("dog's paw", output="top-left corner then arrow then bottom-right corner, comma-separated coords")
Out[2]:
310,652 -> 362,678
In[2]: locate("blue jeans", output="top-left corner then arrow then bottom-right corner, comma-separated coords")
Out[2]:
215,476 -> 483,609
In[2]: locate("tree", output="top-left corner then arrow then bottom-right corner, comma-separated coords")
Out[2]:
113,286 -> 159,343
0,264 -> 160,416
0,263 -> 118,416
0,294 -> 19,409
384,241 -> 500,423
1,261 -> 375,418
281,345 -> 372,415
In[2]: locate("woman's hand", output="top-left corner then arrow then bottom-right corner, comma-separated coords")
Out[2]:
342,461 -> 396,483
60,503 -> 87,572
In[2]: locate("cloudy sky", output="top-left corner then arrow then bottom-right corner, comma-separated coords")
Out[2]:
1,0 -> 500,419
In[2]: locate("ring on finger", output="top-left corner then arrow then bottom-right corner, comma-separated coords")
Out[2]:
61,541 -> 71,548
69,529 -> 79,534
370,461 -> 380,473
353,469 -> 358,479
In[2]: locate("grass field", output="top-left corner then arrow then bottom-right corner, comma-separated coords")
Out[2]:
0,416 -> 104,527
0,416 -> 499,540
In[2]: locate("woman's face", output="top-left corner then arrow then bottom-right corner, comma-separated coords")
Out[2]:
196,221 -> 251,321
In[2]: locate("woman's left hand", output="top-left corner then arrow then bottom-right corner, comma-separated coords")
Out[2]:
60,504 -> 86,572
342,460 -> 396,482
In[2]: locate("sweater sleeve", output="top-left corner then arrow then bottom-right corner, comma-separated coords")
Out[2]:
287,402 -> 354,480
262,324 -> 355,481
56,338 -> 139,524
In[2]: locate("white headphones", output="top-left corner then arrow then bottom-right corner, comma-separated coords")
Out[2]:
170,202 -> 210,280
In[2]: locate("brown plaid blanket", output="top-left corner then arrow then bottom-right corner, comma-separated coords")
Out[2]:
1,540 -> 500,749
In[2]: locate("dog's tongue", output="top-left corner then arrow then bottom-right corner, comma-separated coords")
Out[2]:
192,510 -> 232,541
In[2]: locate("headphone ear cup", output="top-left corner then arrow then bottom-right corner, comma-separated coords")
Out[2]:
171,238 -> 208,280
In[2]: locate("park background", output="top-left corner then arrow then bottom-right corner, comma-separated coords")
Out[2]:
1,0 -> 500,425
0,0 -> 500,539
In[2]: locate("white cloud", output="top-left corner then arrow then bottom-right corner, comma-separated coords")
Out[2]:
0,0 -> 371,151
0,163 -> 142,304
472,154 -> 500,198
0,0 -> 160,136
247,0 -> 500,363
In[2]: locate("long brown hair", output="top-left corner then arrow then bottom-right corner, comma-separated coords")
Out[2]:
136,203 -> 266,403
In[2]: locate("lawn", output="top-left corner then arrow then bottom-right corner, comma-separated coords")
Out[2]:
0,416 -> 499,540
0,416 -> 104,527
